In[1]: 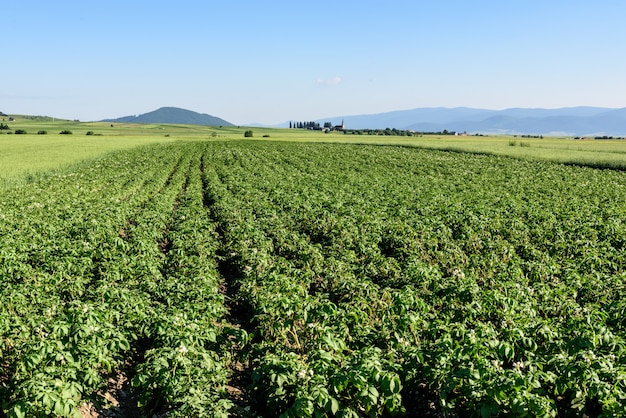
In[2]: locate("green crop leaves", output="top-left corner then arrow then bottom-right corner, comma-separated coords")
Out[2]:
1,141 -> 625,416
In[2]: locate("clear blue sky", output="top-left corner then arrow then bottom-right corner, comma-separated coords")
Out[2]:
3,0 -> 626,125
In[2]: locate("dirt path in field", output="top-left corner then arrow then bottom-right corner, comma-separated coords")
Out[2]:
216,248 -> 256,414
78,371 -> 142,418
200,155 -> 256,415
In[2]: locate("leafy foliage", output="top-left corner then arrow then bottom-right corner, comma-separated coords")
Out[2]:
1,141 -> 625,416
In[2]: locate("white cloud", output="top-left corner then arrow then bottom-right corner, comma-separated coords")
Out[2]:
316,76 -> 343,86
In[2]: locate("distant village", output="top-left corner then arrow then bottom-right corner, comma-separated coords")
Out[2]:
287,120 -> 470,137
289,120 -> 344,132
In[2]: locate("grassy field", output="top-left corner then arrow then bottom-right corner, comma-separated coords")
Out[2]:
1,115 -> 626,187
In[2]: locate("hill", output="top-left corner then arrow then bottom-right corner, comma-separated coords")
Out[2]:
304,106 -> 626,136
102,107 -> 233,126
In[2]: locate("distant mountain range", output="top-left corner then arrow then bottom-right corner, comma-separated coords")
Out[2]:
100,106 -> 626,136
102,107 -> 233,127
296,107 -> 626,136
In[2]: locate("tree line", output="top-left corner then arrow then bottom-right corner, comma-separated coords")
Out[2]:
290,121 -> 325,130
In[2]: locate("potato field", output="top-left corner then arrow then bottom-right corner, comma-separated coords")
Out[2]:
1,141 -> 625,417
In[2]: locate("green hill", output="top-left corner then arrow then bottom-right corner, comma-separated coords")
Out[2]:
102,107 -> 234,126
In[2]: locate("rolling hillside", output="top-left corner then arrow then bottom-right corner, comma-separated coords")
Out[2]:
102,107 -> 233,126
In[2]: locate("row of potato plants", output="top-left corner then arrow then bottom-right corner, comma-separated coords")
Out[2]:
0,146 -> 173,416
199,141 -> 625,417
0,145 -> 235,417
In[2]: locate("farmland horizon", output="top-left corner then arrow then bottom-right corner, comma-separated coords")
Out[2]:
5,104 -> 626,137
3,103 -> 626,125
2,116 -> 626,192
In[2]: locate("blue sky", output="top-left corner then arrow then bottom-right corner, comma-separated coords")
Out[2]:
3,0 -> 626,124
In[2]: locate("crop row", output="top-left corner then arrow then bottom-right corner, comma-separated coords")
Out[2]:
1,141 -> 625,417
0,145 -> 236,417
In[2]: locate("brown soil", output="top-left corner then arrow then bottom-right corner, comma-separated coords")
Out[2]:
79,372 -> 141,418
